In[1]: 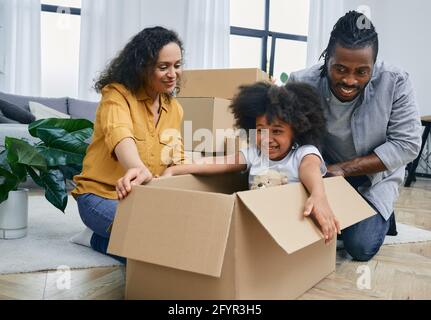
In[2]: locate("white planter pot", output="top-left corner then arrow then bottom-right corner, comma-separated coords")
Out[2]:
0,189 -> 29,239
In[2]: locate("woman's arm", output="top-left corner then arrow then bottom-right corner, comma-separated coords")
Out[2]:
162,152 -> 247,177
299,154 -> 341,244
114,137 -> 153,199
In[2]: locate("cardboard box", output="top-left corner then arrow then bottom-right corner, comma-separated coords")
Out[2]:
178,97 -> 236,153
178,68 -> 270,100
108,173 -> 375,300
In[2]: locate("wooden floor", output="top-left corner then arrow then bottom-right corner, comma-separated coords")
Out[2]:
1,178 -> 430,300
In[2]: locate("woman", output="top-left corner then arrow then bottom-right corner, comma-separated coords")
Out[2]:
71,27 -> 185,263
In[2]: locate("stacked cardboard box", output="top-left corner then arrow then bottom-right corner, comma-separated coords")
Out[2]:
178,68 -> 270,155
178,68 -> 270,100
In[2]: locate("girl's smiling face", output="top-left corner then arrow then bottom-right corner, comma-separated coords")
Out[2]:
256,115 -> 294,161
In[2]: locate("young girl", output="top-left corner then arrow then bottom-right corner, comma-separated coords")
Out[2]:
162,82 -> 341,243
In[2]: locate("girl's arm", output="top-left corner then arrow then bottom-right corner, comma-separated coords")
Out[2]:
299,154 -> 341,244
162,152 -> 247,177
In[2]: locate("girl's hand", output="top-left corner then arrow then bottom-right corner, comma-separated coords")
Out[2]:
303,193 -> 341,244
160,167 -> 175,178
116,166 -> 153,200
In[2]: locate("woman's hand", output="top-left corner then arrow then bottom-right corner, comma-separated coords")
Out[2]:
116,166 -> 153,200
303,193 -> 341,244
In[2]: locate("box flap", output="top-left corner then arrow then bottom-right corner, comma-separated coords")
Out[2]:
108,185 -> 235,278
236,177 -> 375,254
323,177 -> 376,229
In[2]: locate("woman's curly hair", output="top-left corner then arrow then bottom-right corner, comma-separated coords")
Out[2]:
94,26 -> 184,95
229,81 -> 327,149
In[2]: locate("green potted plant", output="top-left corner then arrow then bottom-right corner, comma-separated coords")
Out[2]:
0,118 -> 93,239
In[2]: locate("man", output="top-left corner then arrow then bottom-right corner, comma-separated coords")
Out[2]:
288,11 -> 422,261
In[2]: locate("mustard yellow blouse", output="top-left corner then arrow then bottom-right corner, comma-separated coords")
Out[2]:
72,83 -> 184,199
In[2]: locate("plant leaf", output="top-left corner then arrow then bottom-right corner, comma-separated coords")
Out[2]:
0,167 -> 20,203
40,169 -> 68,212
29,118 -> 93,137
26,166 -> 45,188
35,127 -> 92,155
280,72 -> 289,84
5,137 -> 47,172
36,145 -> 84,167
0,149 -> 11,172
58,164 -> 82,181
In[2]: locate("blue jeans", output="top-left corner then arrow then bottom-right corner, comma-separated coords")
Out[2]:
341,211 -> 390,261
340,176 -> 391,261
76,193 -> 126,264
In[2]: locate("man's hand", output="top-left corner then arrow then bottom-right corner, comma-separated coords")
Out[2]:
303,194 -> 341,244
326,154 -> 387,177
326,164 -> 345,177
116,166 -> 153,200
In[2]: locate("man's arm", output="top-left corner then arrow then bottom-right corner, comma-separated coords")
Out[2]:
371,73 -> 421,171
327,153 -> 387,177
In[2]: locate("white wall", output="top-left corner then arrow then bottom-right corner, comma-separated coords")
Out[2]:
343,0 -> 431,116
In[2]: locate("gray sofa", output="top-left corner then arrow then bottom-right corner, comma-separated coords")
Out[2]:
0,91 -> 98,149
0,91 -> 99,189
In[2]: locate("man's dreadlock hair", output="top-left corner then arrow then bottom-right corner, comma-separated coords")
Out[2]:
319,10 -> 378,77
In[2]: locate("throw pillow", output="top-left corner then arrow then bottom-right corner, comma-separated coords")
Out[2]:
0,109 -> 20,124
29,101 -> 71,120
0,98 -> 36,124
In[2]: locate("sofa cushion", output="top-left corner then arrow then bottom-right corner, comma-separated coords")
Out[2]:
0,98 -> 36,124
0,91 -> 68,114
29,101 -> 71,120
0,110 -> 19,124
67,98 -> 98,122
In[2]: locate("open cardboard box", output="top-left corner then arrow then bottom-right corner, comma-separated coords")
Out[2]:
177,97 -> 235,153
108,173 -> 375,300
178,68 -> 270,100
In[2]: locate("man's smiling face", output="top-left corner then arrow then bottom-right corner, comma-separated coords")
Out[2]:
327,43 -> 374,102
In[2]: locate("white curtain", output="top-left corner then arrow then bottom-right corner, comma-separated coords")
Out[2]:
0,0 -> 41,95
78,0 -> 229,101
306,0 -> 345,67
184,0 -> 230,69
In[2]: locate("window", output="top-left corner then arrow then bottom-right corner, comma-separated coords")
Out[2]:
230,0 -> 309,83
41,1 -> 81,98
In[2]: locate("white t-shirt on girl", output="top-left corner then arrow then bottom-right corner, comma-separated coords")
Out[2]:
239,144 -> 327,188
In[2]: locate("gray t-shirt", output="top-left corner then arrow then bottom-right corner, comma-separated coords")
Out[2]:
324,89 -> 360,163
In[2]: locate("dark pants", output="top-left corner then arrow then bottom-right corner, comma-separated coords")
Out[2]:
76,193 -> 126,264
340,176 -> 396,261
